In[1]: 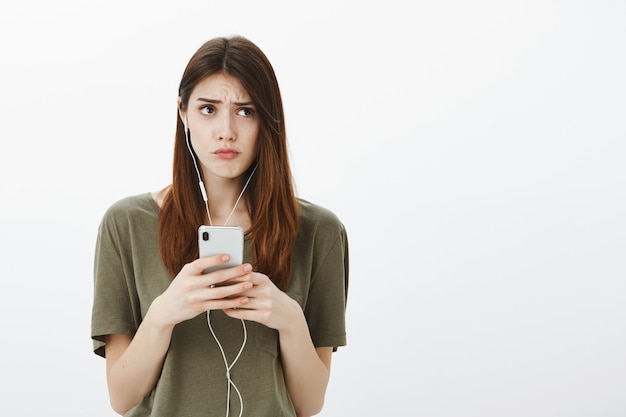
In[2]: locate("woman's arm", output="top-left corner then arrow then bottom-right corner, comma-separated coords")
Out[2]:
104,310 -> 174,415
278,303 -> 333,417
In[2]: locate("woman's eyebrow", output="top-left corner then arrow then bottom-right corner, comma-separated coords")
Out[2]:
195,97 -> 254,106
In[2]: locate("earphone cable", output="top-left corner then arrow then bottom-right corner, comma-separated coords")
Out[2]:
185,127 -> 213,225
207,311 -> 247,417
185,123 -> 252,416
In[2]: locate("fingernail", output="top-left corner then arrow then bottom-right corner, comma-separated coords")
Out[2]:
243,264 -> 252,272
222,255 -> 230,262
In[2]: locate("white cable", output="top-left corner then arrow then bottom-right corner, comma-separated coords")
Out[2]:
224,163 -> 258,226
207,311 -> 247,417
186,121 -> 256,416
185,126 -> 213,225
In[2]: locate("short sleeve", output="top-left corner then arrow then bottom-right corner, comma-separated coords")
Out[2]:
91,203 -> 142,358
304,223 -> 349,351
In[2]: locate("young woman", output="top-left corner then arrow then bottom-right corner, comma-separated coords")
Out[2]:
91,36 -> 349,417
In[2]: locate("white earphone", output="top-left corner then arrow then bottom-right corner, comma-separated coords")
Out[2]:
184,113 -> 247,417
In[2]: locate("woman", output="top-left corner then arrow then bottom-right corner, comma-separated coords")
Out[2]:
91,35 -> 349,417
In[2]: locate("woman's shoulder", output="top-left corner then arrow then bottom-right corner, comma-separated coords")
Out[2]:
297,198 -> 345,234
100,192 -> 159,225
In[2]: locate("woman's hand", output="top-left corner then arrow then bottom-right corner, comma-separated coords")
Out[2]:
104,255 -> 253,415
221,269 -> 301,332
150,255 -> 254,328
223,268 -> 333,416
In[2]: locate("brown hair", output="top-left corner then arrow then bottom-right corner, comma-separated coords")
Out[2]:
158,36 -> 299,290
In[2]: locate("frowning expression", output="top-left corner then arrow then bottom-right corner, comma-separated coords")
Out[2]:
180,73 -> 260,183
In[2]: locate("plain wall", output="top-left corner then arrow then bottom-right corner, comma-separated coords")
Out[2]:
0,0 -> 624,415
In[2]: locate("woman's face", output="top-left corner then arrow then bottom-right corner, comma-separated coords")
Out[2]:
181,73 -> 260,184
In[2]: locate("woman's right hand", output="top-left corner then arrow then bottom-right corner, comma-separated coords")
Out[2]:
150,254 -> 254,328
105,254 -> 253,415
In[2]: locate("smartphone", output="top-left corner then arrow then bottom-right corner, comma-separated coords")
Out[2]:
198,225 -> 244,275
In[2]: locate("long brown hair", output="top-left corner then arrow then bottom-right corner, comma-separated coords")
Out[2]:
158,36 -> 299,290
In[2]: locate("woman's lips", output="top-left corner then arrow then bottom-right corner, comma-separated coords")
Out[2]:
214,149 -> 240,159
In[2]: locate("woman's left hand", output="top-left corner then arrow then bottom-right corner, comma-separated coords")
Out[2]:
222,266 -> 300,332
225,266 -> 331,417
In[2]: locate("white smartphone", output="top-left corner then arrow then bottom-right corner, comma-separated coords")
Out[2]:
198,225 -> 244,274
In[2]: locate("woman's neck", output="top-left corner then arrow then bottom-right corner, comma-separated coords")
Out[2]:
151,182 -> 251,229
203,175 -> 250,227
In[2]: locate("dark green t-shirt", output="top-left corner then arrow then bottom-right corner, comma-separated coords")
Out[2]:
91,193 -> 348,416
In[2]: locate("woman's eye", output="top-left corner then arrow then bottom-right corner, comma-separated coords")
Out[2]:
237,107 -> 254,117
200,105 -> 215,115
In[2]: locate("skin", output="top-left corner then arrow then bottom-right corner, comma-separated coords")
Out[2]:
104,73 -> 332,417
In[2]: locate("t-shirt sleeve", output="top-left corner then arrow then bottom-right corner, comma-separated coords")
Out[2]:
304,223 -> 349,351
91,205 -> 141,358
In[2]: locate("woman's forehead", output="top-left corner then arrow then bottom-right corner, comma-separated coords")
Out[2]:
190,73 -> 251,104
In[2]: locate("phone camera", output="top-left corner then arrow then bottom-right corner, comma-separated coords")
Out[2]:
202,231 -> 209,241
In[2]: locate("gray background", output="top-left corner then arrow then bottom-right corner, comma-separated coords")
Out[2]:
1,0 -> 624,415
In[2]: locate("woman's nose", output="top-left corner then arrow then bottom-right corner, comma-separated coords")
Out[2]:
217,113 -> 235,141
